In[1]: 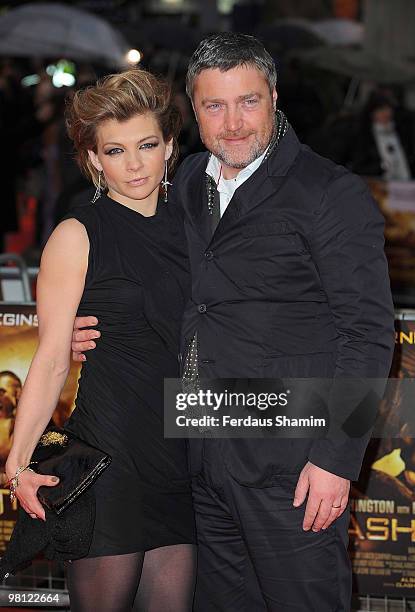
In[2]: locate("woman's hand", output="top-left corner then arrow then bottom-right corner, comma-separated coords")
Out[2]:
8,469 -> 59,521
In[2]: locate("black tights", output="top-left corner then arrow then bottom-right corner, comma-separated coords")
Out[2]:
65,544 -> 196,612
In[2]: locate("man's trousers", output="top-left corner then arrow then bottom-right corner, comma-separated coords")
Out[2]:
192,440 -> 352,612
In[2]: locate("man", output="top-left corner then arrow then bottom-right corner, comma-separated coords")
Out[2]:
350,90 -> 415,180
73,34 -> 395,611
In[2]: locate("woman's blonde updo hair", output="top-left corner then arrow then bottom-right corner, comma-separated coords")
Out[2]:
65,69 -> 182,189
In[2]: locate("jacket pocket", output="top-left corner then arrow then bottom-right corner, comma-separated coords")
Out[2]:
242,221 -> 291,237
242,227 -> 308,260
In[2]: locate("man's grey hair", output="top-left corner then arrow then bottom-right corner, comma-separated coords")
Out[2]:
186,32 -> 277,100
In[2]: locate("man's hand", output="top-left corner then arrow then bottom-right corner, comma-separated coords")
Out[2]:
293,462 -> 350,532
71,316 -> 100,362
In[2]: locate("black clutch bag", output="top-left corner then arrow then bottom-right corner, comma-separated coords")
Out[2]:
31,427 -> 111,515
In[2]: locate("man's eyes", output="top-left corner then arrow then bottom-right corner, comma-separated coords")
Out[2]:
206,103 -> 222,111
206,99 -> 259,111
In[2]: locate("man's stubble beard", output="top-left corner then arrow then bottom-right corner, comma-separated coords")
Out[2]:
203,116 -> 277,170
214,135 -> 266,170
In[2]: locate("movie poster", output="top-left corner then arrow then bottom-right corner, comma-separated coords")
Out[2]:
0,304 -> 80,553
3,300 -> 415,596
350,314 -> 415,596
368,179 -> 415,301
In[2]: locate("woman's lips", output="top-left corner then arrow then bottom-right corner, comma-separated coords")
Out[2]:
127,177 -> 149,186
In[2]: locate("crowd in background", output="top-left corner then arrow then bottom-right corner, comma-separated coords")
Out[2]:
0,56 -> 205,256
0,9 -> 414,261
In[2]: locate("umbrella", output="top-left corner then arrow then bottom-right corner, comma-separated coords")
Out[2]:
0,3 -> 130,67
255,19 -> 324,56
309,19 -> 364,47
133,19 -> 201,54
290,46 -> 415,84
256,18 -> 364,51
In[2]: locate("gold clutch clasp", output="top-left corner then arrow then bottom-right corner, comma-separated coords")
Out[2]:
39,431 -> 68,447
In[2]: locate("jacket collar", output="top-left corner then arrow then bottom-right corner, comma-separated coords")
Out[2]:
266,124 -> 301,176
184,125 -> 301,243
213,125 -> 301,238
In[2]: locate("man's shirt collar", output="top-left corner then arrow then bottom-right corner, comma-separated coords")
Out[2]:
205,147 -> 268,195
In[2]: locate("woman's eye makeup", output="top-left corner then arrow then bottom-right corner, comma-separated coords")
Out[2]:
139,141 -> 159,149
103,141 -> 159,155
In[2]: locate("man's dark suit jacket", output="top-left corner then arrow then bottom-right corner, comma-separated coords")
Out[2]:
171,125 -> 395,486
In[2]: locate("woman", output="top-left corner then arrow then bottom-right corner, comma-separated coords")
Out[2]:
5,69 -> 196,611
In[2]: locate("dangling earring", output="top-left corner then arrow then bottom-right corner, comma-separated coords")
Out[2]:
91,171 -> 102,204
161,160 -> 172,203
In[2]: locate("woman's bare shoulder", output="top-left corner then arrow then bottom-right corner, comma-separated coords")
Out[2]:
40,218 -> 89,272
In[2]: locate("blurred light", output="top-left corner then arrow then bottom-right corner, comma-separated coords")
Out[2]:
46,64 -> 56,76
21,74 -> 41,87
51,59 -> 76,88
52,71 -> 76,88
218,0 -> 236,14
126,49 -> 142,65
148,0 -> 190,14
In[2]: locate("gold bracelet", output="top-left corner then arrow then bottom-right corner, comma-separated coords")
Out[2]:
7,462 -> 38,503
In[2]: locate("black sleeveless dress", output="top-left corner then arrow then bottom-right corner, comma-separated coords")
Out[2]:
64,194 -> 195,556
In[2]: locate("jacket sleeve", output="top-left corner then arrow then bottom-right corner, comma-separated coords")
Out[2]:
307,168 -> 395,480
